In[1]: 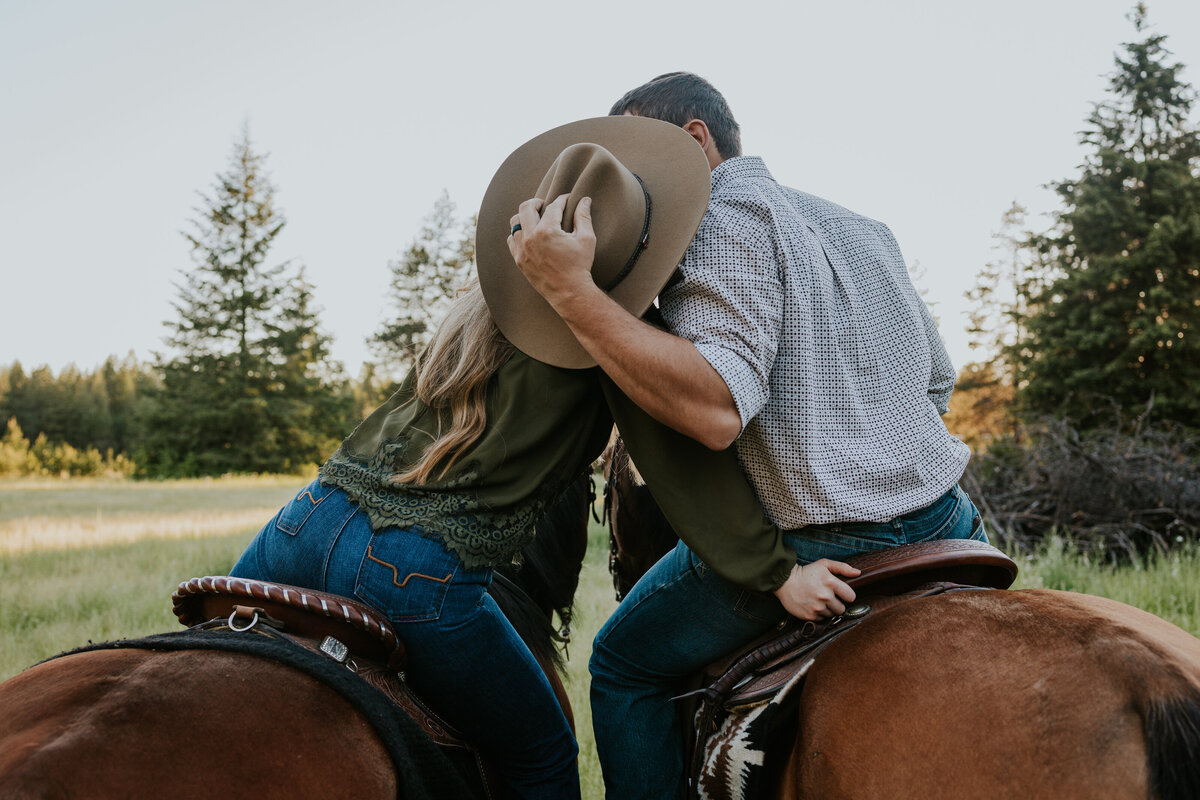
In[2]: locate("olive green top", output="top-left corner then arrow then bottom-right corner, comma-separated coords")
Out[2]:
320,350 -> 796,592
320,352 -> 612,569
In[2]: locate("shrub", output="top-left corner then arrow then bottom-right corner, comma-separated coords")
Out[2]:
963,416 -> 1199,559
0,417 -> 137,478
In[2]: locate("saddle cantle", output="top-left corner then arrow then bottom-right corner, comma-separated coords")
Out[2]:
685,539 -> 1018,799
841,536 -> 1017,596
173,576 -> 407,669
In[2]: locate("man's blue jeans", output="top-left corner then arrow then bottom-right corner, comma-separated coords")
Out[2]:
589,483 -> 987,799
230,479 -> 580,800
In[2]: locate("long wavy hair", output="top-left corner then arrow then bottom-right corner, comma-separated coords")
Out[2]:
390,278 -> 514,485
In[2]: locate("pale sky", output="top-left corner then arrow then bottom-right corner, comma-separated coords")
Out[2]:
3,0 -> 1199,378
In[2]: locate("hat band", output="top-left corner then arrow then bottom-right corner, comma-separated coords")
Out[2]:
599,174 -> 652,293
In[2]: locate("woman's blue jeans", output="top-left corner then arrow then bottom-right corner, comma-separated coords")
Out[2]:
588,483 -> 987,800
230,479 -> 580,800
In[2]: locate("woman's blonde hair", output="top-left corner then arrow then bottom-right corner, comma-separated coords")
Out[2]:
391,278 -> 514,485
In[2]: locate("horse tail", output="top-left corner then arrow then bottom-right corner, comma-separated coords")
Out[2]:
1143,686 -> 1200,800
489,572 -> 566,672
489,472 -> 593,674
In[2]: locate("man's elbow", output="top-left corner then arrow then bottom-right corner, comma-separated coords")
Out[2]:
692,406 -> 742,451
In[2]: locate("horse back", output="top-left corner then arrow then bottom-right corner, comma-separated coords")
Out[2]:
784,589 -> 1200,800
0,647 -> 395,799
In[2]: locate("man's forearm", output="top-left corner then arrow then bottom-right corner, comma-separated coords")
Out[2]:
553,282 -> 741,450
509,192 -> 741,449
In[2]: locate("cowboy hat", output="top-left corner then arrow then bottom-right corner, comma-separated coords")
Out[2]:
476,116 -> 711,369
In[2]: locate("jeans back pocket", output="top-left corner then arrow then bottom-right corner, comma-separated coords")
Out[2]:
275,480 -> 332,536
355,530 -> 460,623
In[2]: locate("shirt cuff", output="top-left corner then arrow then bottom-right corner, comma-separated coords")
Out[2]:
764,557 -> 795,593
694,342 -> 768,430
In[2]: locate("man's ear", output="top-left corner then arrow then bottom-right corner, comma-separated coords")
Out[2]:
682,119 -> 724,170
682,119 -> 712,150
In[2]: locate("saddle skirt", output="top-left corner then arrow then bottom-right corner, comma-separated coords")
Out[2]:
687,539 -> 1018,800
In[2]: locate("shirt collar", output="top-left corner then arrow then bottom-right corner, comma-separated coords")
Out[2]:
711,156 -> 772,190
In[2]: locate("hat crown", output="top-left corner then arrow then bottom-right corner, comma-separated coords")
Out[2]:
476,115 -> 710,368
534,143 -> 648,291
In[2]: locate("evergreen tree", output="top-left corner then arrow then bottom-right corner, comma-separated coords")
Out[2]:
962,203 -> 1035,443
100,353 -> 155,455
1014,5 -> 1200,426
967,202 -> 1031,372
143,127 -> 353,475
369,192 -> 474,377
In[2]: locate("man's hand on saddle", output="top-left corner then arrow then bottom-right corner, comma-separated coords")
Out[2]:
508,194 -> 599,314
773,559 -> 860,621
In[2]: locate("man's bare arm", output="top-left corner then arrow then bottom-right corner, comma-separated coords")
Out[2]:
509,194 -> 741,450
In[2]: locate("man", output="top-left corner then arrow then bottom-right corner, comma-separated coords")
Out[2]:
509,72 -> 985,798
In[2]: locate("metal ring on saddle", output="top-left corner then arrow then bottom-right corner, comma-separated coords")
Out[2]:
227,608 -> 260,632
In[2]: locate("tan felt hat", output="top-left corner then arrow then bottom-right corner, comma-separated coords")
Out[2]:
476,116 -> 711,369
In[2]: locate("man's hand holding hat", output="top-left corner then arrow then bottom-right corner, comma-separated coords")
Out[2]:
507,194 -> 598,317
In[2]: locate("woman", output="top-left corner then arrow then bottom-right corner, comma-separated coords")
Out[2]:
230,117 -> 715,800
231,279 -> 609,799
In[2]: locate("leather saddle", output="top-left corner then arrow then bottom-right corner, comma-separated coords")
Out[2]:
682,538 -> 1018,798
172,576 -> 499,795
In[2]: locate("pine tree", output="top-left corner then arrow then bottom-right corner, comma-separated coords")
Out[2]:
967,203 -> 1031,372
369,192 -> 474,377
1014,5 -> 1200,427
143,127 -> 353,475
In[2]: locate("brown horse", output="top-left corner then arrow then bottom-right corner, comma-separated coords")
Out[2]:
0,475 -> 593,800
603,442 -> 1200,800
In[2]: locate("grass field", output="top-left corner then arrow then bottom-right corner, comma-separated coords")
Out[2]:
3,477 -> 1199,797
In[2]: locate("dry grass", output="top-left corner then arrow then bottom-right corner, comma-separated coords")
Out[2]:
0,509 -> 278,554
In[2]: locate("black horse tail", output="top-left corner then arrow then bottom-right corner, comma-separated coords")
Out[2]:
489,473 -> 592,675
1143,686 -> 1200,800
488,571 -> 566,672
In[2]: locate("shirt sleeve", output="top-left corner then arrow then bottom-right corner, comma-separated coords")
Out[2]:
921,300 -> 956,415
600,376 -> 795,593
873,219 -> 957,416
659,195 -> 784,430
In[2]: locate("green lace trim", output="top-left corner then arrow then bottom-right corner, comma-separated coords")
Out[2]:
318,447 -> 555,570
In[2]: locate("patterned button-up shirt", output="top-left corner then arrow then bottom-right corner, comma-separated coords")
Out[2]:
661,156 -> 970,529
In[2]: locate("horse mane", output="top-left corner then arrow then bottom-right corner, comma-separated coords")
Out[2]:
490,473 -> 592,673
1144,689 -> 1200,800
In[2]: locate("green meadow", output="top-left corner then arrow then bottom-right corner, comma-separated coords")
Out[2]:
3,477 -> 1199,798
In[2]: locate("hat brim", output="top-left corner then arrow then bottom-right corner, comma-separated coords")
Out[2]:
477,116 -> 711,369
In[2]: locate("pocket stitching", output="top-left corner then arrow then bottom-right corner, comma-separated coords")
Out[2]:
365,545 -> 453,588
355,534 -> 459,623
276,487 -> 328,535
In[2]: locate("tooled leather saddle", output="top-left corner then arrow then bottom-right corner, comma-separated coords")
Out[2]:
682,538 -> 1019,799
